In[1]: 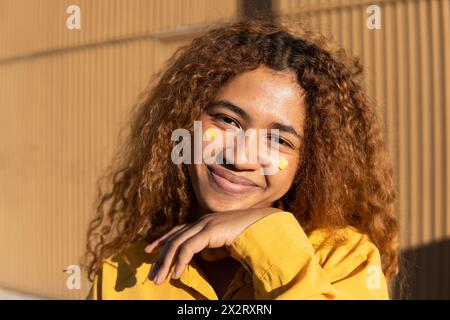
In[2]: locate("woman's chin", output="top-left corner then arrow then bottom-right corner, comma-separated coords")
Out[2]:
201,196 -> 254,213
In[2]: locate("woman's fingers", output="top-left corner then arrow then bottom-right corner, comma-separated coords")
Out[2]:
172,232 -> 210,279
145,224 -> 187,253
150,224 -> 204,284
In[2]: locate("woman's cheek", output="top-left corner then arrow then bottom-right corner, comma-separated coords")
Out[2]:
274,154 -> 298,185
202,126 -> 226,164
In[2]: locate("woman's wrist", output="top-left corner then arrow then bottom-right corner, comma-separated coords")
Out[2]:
245,206 -> 287,223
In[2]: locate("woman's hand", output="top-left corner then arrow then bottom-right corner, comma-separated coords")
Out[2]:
144,207 -> 281,285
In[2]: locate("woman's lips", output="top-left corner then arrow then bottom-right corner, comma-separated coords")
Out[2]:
208,166 -> 260,194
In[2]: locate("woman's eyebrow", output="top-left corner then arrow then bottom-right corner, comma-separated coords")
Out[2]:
270,122 -> 302,140
208,100 -> 250,122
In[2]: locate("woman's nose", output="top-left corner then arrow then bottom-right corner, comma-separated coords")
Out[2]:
222,130 -> 263,171
230,157 -> 262,171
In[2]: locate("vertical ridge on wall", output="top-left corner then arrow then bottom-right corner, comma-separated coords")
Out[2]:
440,0 -> 450,297
395,0 -> 409,250
418,0 -> 432,245
406,0 -> 421,249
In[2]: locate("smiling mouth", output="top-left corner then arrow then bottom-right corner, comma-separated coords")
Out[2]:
207,165 -> 260,194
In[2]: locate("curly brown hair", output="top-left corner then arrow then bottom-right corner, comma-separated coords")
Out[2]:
83,19 -> 399,283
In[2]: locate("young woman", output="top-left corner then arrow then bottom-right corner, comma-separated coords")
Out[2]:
84,19 -> 399,300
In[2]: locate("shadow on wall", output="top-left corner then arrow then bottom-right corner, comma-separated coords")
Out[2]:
393,238 -> 450,299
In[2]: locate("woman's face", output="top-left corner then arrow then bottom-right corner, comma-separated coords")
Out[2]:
187,66 -> 305,213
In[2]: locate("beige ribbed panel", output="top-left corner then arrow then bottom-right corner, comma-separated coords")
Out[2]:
274,0 -> 450,297
0,0 -> 237,299
0,0 -> 237,60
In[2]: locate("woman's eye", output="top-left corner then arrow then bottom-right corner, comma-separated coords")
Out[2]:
269,135 -> 292,148
215,114 -> 241,128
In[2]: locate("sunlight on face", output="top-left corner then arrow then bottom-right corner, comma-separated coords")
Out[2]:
187,66 -> 305,213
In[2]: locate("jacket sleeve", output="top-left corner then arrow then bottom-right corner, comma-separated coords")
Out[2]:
228,211 -> 389,300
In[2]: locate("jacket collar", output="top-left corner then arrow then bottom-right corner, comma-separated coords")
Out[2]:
179,258 -> 250,300
179,258 -> 219,300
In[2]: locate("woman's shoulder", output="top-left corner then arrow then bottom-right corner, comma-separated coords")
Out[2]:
307,225 -> 384,282
308,225 -> 379,255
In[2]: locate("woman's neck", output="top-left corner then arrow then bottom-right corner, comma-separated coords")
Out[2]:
187,200 -> 209,222
194,254 -> 242,299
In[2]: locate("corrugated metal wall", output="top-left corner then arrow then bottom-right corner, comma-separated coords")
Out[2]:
0,0 -> 238,299
1,0 -> 449,299
273,0 -> 450,298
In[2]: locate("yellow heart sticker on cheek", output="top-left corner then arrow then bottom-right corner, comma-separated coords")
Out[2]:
276,158 -> 288,171
204,128 -> 216,140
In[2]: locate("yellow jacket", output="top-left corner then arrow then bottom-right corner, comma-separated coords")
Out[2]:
92,211 -> 389,299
